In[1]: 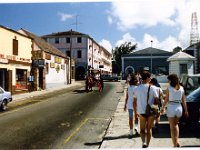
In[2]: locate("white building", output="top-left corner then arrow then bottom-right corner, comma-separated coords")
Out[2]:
18,29 -> 69,90
167,51 -> 196,78
42,30 -> 112,80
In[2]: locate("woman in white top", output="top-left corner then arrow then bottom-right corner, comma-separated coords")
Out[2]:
161,74 -> 189,147
135,71 -> 159,148
124,74 -> 138,136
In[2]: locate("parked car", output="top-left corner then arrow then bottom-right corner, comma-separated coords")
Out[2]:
0,87 -> 12,111
101,74 -> 119,81
180,74 -> 200,95
180,87 -> 200,124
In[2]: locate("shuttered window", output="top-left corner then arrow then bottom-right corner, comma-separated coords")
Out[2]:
13,39 -> 18,55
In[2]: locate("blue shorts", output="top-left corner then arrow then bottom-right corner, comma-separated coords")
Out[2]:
128,109 -> 133,118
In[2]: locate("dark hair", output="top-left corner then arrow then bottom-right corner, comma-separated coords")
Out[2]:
141,71 -> 151,80
150,78 -> 160,87
129,74 -> 138,85
167,74 -> 180,89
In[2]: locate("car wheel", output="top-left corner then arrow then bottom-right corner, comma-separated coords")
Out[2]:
1,100 -> 7,111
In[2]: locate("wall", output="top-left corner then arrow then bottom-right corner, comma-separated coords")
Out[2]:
45,55 -> 67,89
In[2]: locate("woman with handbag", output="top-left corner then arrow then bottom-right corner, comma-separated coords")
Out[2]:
135,71 -> 159,148
160,74 -> 189,147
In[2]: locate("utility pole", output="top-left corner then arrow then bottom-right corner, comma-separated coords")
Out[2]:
69,29 -> 72,84
150,40 -> 153,73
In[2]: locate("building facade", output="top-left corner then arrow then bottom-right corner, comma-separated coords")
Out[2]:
167,51 -> 195,78
18,29 -> 69,90
0,25 -> 32,94
42,30 -> 112,80
184,42 -> 200,73
122,47 -> 174,79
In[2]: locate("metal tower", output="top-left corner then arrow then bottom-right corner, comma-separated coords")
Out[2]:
190,12 -> 199,45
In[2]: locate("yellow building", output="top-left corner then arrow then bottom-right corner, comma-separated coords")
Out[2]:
0,25 -> 32,94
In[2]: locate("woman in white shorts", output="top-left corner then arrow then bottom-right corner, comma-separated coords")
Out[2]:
161,74 -> 189,147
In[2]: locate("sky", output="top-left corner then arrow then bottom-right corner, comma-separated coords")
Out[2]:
0,0 -> 200,53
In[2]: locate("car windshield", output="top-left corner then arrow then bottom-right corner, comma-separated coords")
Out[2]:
187,87 -> 200,102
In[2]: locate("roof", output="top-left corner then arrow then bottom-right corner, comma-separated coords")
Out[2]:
167,51 -> 196,61
42,30 -> 88,38
20,29 -> 67,58
123,47 -> 173,57
42,30 -> 112,55
0,25 -> 32,40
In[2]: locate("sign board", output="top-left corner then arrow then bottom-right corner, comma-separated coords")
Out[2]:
32,59 -> 45,68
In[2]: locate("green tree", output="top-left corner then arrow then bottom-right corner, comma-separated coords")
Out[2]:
112,42 -> 137,74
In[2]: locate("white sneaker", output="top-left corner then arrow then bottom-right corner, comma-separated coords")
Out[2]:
129,129 -> 133,136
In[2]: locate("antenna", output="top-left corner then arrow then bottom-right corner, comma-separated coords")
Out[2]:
190,12 -> 199,45
70,15 -> 82,31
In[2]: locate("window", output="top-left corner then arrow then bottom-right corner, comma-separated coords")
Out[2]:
13,38 -> 18,55
77,37 -> 82,43
55,38 -> 59,44
77,50 -> 82,58
66,37 -> 70,43
180,64 -> 188,74
16,69 -> 27,89
66,51 -> 71,57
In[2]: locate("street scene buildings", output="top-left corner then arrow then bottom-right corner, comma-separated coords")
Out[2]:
42,30 -> 112,80
0,1 -> 200,149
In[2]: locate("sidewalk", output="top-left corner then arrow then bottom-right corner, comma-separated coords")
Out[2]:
100,81 -> 200,149
12,81 -> 83,103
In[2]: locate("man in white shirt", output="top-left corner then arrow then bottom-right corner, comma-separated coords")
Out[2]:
135,71 -> 159,148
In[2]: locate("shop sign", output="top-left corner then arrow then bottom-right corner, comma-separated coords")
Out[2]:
0,53 -> 30,62
32,59 -> 45,68
50,62 -> 55,68
0,58 -> 8,64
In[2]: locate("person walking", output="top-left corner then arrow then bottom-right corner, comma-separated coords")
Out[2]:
124,74 -> 138,137
150,78 -> 164,130
135,71 -> 159,148
160,74 -> 189,147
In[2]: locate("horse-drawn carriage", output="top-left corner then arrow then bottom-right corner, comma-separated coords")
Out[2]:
85,69 -> 103,92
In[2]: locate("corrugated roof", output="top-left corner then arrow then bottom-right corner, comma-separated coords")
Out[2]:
21,29 -> 67,58
123,47 -> 173,57
167,51 -> 195,61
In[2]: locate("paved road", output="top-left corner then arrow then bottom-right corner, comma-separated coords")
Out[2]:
0,81 -> 123,149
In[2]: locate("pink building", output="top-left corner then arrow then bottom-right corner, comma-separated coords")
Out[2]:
42,30 -> 112,80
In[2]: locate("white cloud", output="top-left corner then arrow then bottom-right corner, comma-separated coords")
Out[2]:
116,33 -> 179,51
109,0 -> 177,30
58,12 -> 74,21
99,39 -> 113,53
115,33 -> 136,47
110,0 -> 200,49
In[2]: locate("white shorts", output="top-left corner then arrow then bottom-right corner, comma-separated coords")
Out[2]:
167,103 -> 183,118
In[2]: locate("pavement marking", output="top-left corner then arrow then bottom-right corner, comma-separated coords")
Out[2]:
63,118 -> 89,144
63,117 -> 110,145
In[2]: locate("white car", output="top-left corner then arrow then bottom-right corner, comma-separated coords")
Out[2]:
0,87 -> 12,111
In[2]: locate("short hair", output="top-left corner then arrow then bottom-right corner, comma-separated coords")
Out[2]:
129,74 -> 138,85
150,78 -> 160,87
167,74 -> 179,88
141,71 -> 151,80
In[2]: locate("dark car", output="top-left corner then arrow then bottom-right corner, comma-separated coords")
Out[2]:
101,74 -> 119,81
180,87 -> 200,124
